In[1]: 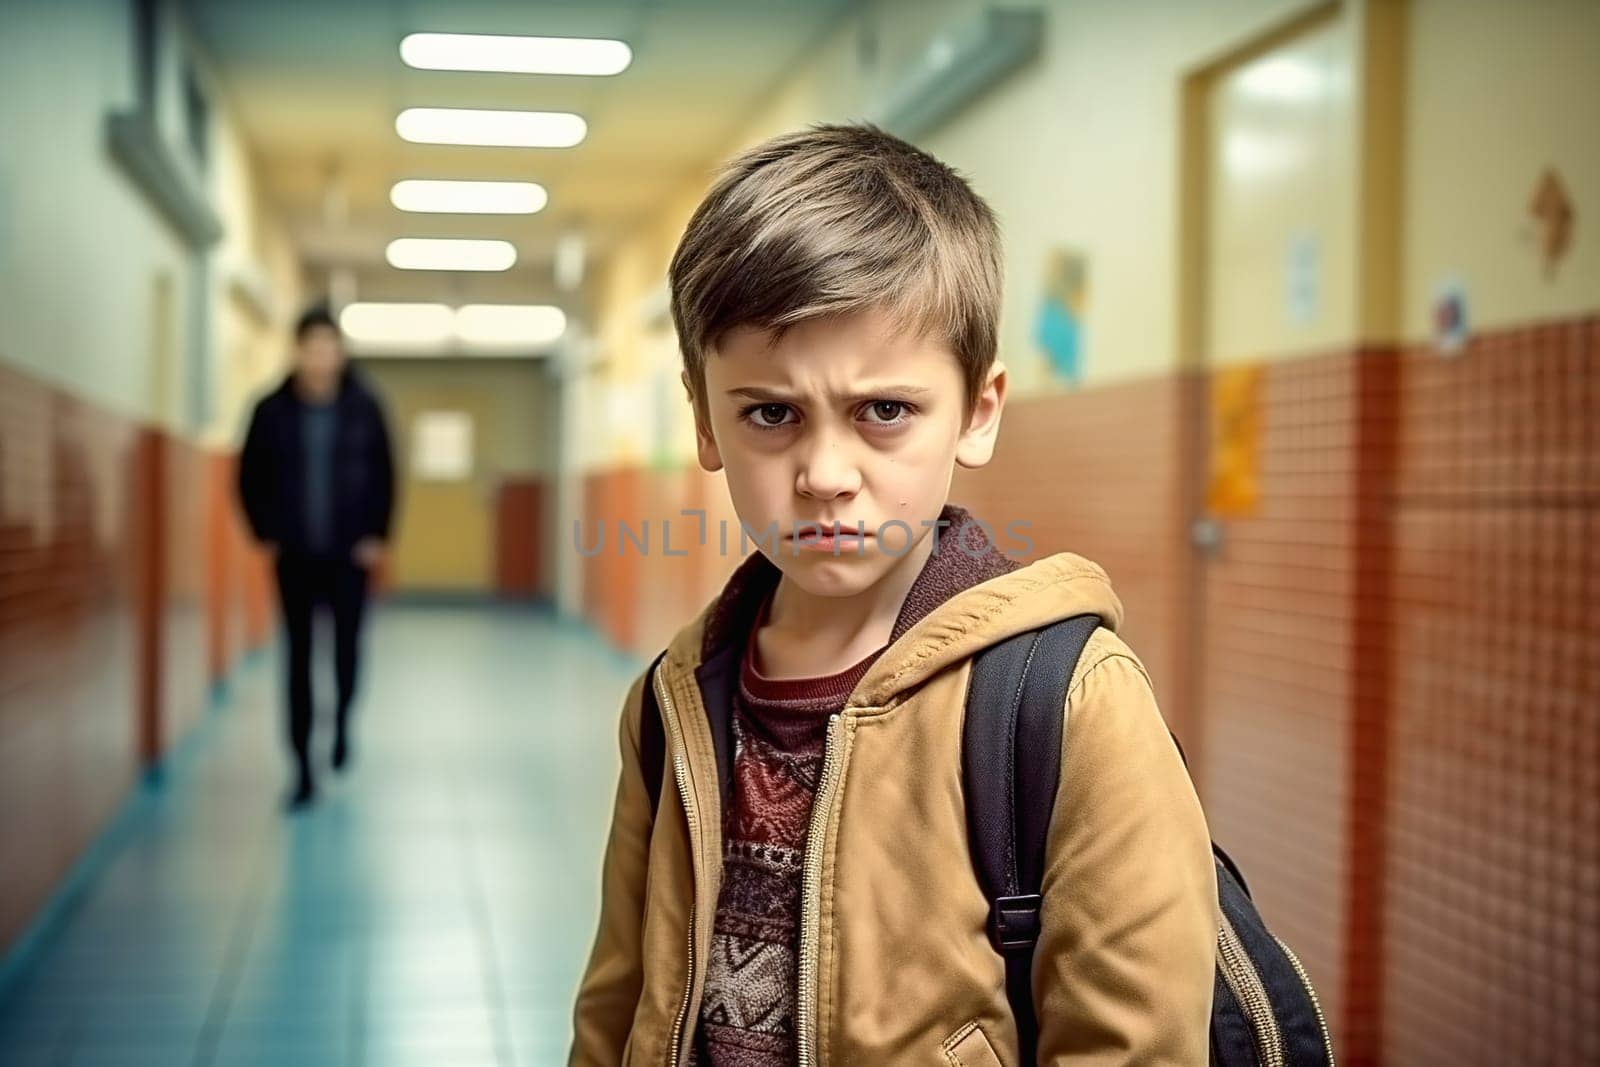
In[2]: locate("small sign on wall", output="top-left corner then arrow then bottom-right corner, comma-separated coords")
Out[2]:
412,411 -> 474,481
1431,278 -> 1469,357
1286,232 -> 1320,327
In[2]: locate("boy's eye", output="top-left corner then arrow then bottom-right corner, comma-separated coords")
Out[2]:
746,403 -> 795,429
862,400 -> 911,425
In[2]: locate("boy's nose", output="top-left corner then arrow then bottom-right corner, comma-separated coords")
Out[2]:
795,440 -> 861,501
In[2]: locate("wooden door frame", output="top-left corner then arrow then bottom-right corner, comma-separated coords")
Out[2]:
1172,0 -> 1342,800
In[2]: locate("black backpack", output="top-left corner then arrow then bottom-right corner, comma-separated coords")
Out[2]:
637,615 -> 1335,1066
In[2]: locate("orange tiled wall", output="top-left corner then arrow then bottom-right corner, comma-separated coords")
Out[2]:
163,439 -> 208,745
1385,318 -> 1599,1065
0,365 -> 144,951
580,464 -> 744,656
582,467 -> 641,650
1194,349 -> 1375,1048
964,321 -> 1598,1062
0,362 -> 269,956
953,375 -> 1190,727
203,452 -> 274,681
967,351 -> 1366,1045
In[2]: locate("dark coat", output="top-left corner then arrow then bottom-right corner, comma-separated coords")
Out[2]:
238,368 -> 395,558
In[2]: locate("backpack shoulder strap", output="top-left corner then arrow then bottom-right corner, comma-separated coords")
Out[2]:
963,613 -> 1101,1064
638,650 -> 671,818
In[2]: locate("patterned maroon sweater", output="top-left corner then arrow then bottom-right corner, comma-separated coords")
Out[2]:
690,507 -> 1019,1066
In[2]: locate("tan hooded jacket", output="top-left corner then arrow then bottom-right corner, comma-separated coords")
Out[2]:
570,549 -> 1218,1066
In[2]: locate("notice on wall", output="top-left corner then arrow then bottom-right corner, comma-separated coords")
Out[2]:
1207,364 -> 1262,519
1286,232 -> 1320,327
412,411 -> 474,481
1432,277 -> 1470,357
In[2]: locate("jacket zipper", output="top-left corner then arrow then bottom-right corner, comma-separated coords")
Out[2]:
1275,934 -> 1334,1064
658,667 -> 701,1067
1216,912 -> 1285,1067
797,712 -> 845,1067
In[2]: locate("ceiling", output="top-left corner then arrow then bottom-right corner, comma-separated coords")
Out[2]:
185,0 -> 860,311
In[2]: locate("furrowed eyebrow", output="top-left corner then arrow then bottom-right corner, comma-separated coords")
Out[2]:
724,384 -> 935,404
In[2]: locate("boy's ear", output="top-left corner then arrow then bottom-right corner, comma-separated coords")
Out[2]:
955,362 -> 1007,470
683,370 -> 724,472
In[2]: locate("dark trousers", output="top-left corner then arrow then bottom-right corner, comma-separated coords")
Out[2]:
274,553 -> 369,778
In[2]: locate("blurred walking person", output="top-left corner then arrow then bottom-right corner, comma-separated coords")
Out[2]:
238,306 -> 395,811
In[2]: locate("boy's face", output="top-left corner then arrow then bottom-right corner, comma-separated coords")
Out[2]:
691,306 -> 1006,601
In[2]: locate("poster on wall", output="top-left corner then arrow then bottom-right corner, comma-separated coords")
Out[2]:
412,411 -> 474,481
1034,247 -> 1088,385
1529,167 -> 1574,279
1206,364 -> 1262,519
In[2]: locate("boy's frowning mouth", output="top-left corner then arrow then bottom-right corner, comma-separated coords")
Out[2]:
787,521 -> 873,540
786,522 -> 877,551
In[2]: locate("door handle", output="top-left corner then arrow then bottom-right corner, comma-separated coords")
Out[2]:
1190,516 -> 1225,555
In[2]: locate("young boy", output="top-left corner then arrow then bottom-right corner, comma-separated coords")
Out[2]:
570,124 -> 1217,1066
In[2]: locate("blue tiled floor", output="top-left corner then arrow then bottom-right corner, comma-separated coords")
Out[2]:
0,605 -> 640,1066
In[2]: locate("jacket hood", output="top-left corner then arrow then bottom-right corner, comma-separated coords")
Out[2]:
663,510 -> 1125,709
844,549 -> 1124,708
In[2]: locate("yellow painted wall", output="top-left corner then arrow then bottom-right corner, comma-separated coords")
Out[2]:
884,0 -> 1336,392
1402,0 -> 1600,338
577,0 -> 1326,472
697,0 -> 1332,395
361,359 -> 554,593
584,183 -> 707,470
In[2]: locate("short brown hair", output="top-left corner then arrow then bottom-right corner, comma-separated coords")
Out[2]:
669,123 -> 1002,424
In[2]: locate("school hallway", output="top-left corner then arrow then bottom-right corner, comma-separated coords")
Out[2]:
0,606 -> 637,1067
3,1 -> 1597,1062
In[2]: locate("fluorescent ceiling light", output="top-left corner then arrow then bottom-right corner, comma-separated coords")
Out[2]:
395,107 -> 586,148
340,303 -> 454,346
390,179 -> 547,214
455,304 -> 567,347
336,303 -> 565,353
400,33 -> 631,76
1236,57 -> 1326,103
386,237 -> 517,272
